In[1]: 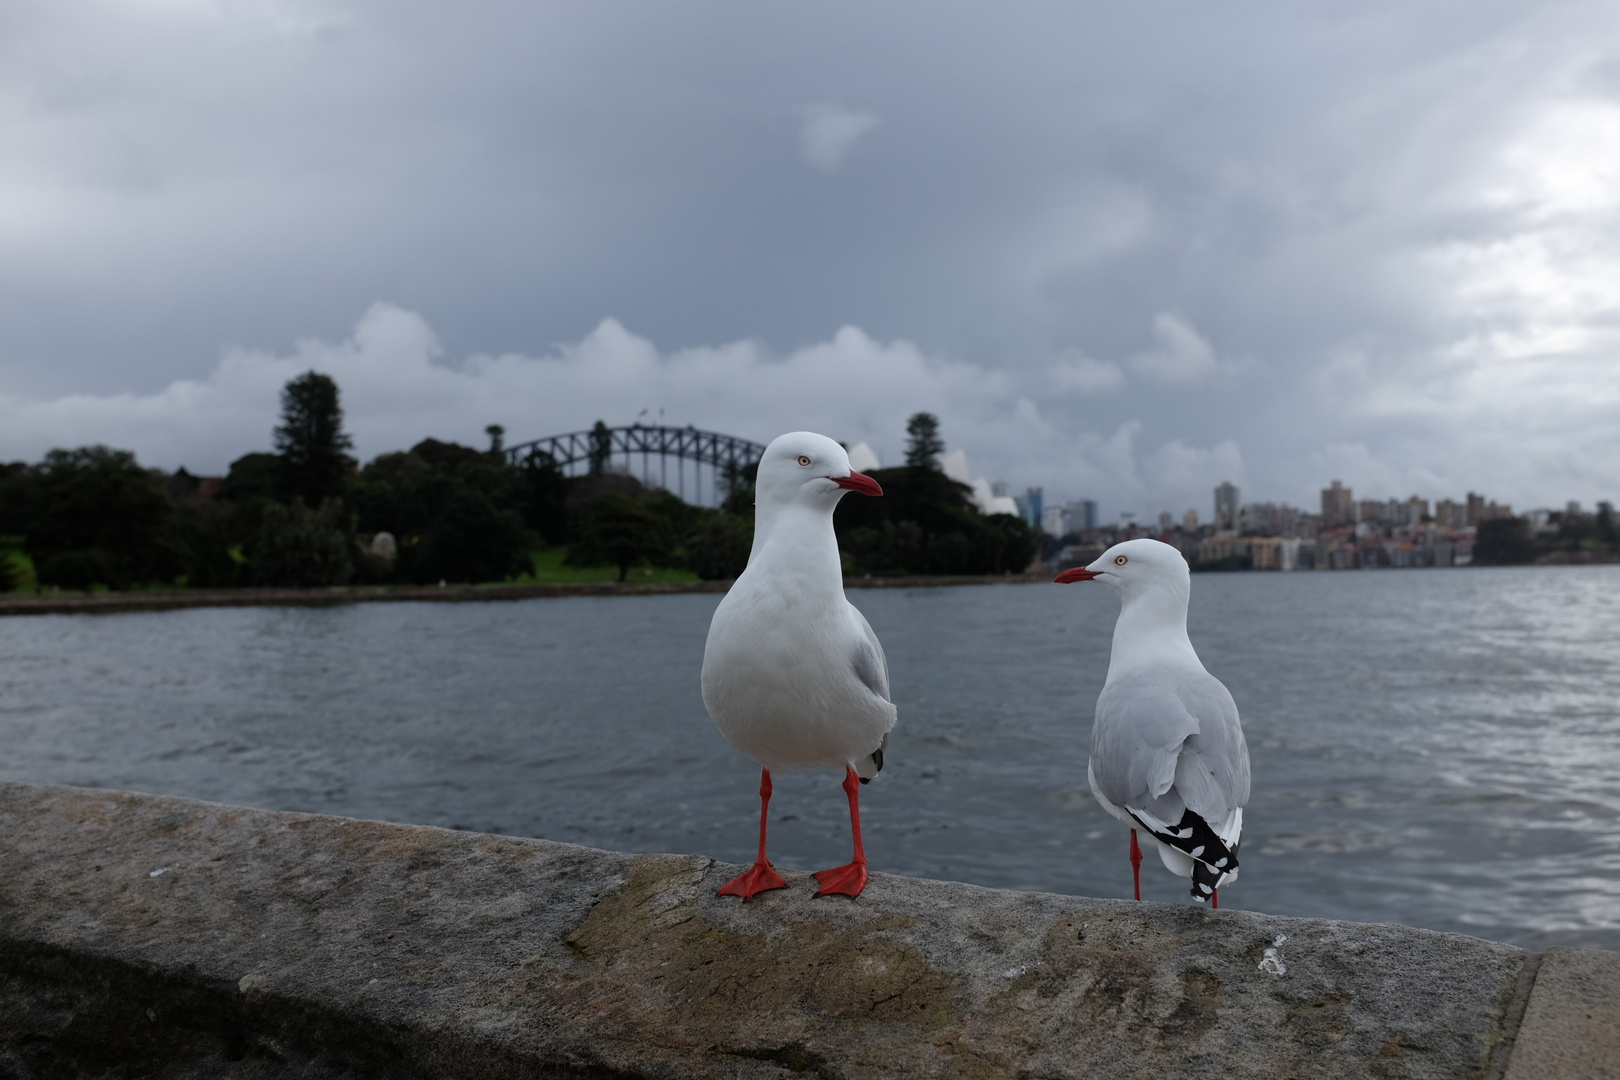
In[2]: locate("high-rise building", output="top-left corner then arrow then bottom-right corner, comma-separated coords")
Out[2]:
1014,486 -> 1044,530
1183,509 -> 1199,532
1321,480 -> 1354,528
1238,502 -> 1274,535
1158,511 -> 1174,532
1466,492 -> 1486,526
1214,481 -> 1239,532
1041,506 -> 1065,537
1436,499 -> 1462,528
1055,500 -> 1097,536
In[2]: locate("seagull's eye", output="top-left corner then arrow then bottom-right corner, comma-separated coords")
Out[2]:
796,455 -> 812,467
1115,555 -> 1128,566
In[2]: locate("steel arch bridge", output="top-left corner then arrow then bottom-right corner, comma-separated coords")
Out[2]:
504,425 -> 768,506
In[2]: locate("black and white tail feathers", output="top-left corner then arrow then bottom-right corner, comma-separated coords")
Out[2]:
1128,807 -> 1239,902
854,732 -> 888,785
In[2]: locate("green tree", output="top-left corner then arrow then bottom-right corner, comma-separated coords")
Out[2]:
1474,517 -> 1535,565
688,513 -> 753,580
248,498 -> 354,587
834,464 -> 1036,576
568,494 -> 671,581
407,492 -> 529,584
517,448 -> 569,544
18,446 -> 176,589
905,412 -> 944,470
719,461 -> 757,513
274,372 -> 354,505
218,452 -> 281,502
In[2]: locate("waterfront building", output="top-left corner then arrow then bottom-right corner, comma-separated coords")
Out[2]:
1248,536 -> 1301,571
1055,499 -> 1097,535
1322,481 -> 1354,528
1197,534 -> 1247,565
1183,508 -> 1198,532
1238,502 -> 1273,535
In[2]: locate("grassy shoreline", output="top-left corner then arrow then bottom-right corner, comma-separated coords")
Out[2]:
0,572 -> 1051,617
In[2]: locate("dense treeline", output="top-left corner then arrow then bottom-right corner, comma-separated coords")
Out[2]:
1474,504 -> 1618,565
0,376 -> 1035,591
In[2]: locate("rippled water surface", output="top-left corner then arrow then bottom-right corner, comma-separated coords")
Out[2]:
3,566 -> 1618,949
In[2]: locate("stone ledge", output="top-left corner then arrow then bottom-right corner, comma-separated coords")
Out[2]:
1503,947 -> 1620,1080
0,781 -> 1609,1079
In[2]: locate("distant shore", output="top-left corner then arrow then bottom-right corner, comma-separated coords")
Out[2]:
5,558 -> 1612,617
0,572 -> 1052,617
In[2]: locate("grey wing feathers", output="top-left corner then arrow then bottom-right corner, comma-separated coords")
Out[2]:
1093,672 -> 1248,827
849,604 -> 891,703
849,603 -> 892,784
1093,670 -> 1249,901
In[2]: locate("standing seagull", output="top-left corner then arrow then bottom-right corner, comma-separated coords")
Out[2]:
702,431 -> 895,900
1055,538 -> 1249,905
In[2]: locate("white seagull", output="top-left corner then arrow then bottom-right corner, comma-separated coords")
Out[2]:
701,431 -> 896,900
1056,538 -> 1250,906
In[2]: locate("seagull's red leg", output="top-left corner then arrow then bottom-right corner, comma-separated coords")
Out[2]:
813,765 -> 869,898
1129,829 -> 1143,901
1211,889 -> 1218,909
718,769 -> 787,901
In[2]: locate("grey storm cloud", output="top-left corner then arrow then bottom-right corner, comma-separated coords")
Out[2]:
1,0 -> 1618,520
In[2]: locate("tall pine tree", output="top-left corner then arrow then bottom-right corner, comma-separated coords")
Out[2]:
274,371 -> 355,506
905,412 -> 944,470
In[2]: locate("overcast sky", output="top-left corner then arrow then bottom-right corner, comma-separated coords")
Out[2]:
3,0 -> 1618,519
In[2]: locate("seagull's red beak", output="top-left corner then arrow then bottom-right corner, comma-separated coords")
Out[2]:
832,471 -> 883,497
1053,567 -> 1098,583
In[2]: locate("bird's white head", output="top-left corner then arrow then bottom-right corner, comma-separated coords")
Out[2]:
1053,537 -> 1189,602
754,431 -> 883,513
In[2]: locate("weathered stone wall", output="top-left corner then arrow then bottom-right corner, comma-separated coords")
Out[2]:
0,782 -> 1612,1078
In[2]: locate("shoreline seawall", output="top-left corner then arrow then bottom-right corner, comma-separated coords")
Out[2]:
2,781 -> 1614,1077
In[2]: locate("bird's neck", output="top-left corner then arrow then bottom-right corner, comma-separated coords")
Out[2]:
1105,585 -> 1202,683
747,501 -> 845,593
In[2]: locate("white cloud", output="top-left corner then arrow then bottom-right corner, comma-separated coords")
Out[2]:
1128,313 -> 1220,385
1049,350 -> 1125,394
1142,438 -> 1246,501
797,104 -> 879,172
0,304 -> 1255,518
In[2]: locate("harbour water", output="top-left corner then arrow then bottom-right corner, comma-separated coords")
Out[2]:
2,565 -> 1617,950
